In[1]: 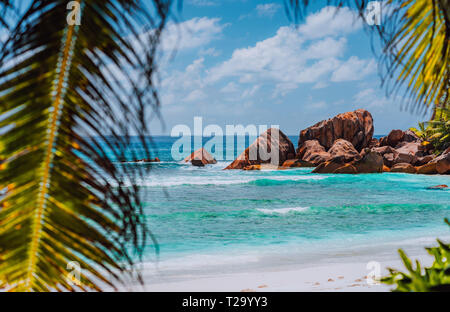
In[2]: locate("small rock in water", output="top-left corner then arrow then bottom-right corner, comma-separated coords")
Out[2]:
122,157 -> 160,163
427,184 -> 448,190
184,148 -> 217,166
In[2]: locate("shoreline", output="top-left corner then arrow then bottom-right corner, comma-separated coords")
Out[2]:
121,233 -> 449,292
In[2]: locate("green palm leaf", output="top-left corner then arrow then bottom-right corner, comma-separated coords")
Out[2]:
388,0 -> 449,112
0,0 -> 172,291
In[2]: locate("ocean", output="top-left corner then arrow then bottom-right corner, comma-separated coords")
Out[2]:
109,136 -> 450,281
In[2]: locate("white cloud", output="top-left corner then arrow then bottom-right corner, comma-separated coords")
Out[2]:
159,57 -> 206,105
162,57 -> 205,90
199,47 -> 221,57
242,85 -> 260,98
256,3 -> 281,18
310,101 -> 327,109
312,81 -> 328,89
206,26 -> 348,86
184,89 -> 207,102
188,0 -> 218,6
353,88 -> 390,108
298,6 -> 362,39
304,37 -> 347,59
160,17 -> 225,52
205,6 -> 373,98
158,7 -> 375,114
273,82 -> 298,97
220,82 -> 239,93
207,26 -> 305,83
331,57 -> 376,82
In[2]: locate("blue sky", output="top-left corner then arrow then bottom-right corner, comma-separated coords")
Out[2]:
151,0 -> 429,136
0,1 -> 429,136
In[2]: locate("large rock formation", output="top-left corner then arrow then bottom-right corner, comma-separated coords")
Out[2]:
431,150 -> 450,174
352,149 -> 383,173
395,141 -> 424,160
415,155 -> 435,166
296,140 -> 331,165
281,159 -> 315,168
225,128 -> 295,169
298,109 -> 374,151
184,148 -> 217,167
379,129 -> 421,148
312,149 -> 383,174
334,164 -> 358,174
416,162 -> 438,175
372,146 -> 397,156
328,139 -> 360,162
391,163 -> 417,173
374,140 -> 425,167
311,158 -> 345,174
386,129 -> 405,147
383,153 -> 396,167
403,130 -> 421,143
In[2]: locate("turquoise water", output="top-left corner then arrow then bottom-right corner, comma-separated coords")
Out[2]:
116,136 -> 450,267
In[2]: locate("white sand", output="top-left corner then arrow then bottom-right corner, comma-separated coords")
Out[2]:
120,235 -> 446,292
140,264 -> 389,292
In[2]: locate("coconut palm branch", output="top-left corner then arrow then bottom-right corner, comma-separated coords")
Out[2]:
0,0 -> 172,291
285,0 -> 450,113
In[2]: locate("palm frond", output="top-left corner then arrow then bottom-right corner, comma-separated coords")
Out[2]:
0,0 -> 172,291
386,0 -> 449,113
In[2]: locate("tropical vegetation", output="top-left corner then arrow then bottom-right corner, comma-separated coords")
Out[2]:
381,219 -> 450,291
410,106 -> 450,154
0,0 -> 173,291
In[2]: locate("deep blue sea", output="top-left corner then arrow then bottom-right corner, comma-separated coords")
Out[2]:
109,136 -> 450,274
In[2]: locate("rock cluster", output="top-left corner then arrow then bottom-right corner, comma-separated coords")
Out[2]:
296,110 -> 381,173
296,118 -> 449,174
220,109 -> 448,175
298,109 -> 374,151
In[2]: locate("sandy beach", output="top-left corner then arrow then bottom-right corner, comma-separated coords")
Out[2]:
120,234 -> 446,292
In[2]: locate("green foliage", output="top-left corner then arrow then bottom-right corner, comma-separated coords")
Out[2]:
410,107 -> 450,153
0,0 -> 172,292
382,219 -> 450,292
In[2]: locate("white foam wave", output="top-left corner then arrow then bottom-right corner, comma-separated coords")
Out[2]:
141,178 -> 253,187
266,176 -> 326,181
111,173 -> 327,188
256,207 -> 309,214
137,175 -> 325,187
